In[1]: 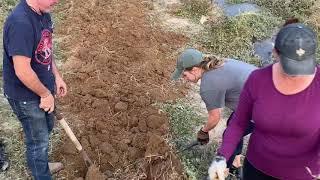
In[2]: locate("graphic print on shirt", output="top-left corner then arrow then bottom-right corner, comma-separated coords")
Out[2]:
35,29 -> 52,65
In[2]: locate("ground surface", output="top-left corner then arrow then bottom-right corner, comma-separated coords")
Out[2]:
1,0 -> 319,179
52,0 -> 189,179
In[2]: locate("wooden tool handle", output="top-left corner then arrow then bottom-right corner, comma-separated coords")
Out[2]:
55,109 -> 83,151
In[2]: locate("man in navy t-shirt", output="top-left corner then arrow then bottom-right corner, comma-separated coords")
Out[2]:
2,0 -> 67,179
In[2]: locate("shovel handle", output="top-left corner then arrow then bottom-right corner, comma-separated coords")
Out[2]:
55,109 -> 83,152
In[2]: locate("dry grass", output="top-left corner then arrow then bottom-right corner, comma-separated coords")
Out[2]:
252,0 -> 316,20
202,11 -> 281,66
306,1 -> 320,30
176,0 -> 216,21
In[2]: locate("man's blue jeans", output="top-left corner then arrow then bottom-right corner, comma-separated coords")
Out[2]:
7,97 -> 54,180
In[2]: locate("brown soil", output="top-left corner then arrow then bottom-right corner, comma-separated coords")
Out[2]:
53,0 -> 188,179
85,164 -> 106,180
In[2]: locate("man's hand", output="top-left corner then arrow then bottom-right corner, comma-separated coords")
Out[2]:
39,92 -> 55,113
55,76 -> 67,98
208,156 -> 227,180
197,128 -> 209,145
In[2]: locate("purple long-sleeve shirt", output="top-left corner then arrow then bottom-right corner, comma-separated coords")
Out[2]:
218,65 -> 320,180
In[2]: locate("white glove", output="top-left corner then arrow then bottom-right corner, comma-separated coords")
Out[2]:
208,156 -> 227,180
306,167 -> 320,180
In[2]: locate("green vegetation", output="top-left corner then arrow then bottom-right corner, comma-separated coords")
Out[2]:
250,0 -> 320,61
161,100 -> 218,179
252,0 -> 316,20
176,0 -> 213,21
203,12 -> 281,65
170,0 -> 320,178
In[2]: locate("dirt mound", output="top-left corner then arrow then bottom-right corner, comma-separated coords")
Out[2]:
54,0 -> 188,179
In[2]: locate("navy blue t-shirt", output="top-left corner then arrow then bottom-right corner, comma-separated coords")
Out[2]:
2,0 -> 55,101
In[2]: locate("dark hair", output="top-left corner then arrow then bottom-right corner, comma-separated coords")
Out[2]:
283,18 -> 299,27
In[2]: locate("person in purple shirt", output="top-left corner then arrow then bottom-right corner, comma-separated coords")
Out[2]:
209,23 -> 320,180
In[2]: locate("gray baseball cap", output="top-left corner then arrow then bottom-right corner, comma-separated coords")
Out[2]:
171,48 -> 203,80
275,23 -> 317,75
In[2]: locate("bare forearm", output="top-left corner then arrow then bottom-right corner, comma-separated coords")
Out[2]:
16,69 -> 50,97
13,55 -> 50,97
202,108 -> 221,132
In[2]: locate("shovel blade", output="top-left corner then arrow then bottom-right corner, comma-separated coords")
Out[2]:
182,140 -> 201,151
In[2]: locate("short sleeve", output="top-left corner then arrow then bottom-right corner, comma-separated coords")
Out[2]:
200,90 -> 226,111
7,20 -> 34,58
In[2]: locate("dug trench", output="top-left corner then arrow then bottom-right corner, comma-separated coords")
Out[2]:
53,0 -> 189,179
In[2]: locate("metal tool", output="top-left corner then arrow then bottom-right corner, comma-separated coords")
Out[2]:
182,140 -> 201,151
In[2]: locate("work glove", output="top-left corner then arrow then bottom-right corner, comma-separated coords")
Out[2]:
197,128 -> 209,145
306,167 -> 320,180
208,155 -> 227,180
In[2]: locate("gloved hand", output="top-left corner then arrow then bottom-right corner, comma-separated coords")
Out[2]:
208,155 -> 227,180
306,167 -> 320,180
197,128 -> 209,145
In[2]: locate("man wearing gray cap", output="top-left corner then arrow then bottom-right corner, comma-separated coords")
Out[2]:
172,48 -> 257,178
210,23 -> 320,179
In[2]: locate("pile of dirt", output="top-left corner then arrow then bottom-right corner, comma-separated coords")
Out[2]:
53,0 -> 188,179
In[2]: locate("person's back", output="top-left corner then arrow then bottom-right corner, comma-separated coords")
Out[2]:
200,59 -> 257,111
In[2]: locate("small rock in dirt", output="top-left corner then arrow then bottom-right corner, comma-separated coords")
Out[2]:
102,130 -> 109,134
113,96 -> 121,103
97,133 -> 110,142
129,116 -> 139,127
138,119 -> 147,132
89,135 -> 101,147
158,124 -> 168,135
145,133 -> 167,156
131,134 -> 147,149
123,138 -> 131,144
99,142 -> 115,154
130,127 -> 140,133
74,177 -> 84,180
81,137 -> 90,149
147,115 -> 165,129
128,147 -> 139,161
104,170 -> 113,177
87,121 -> 95,129
109,152 -> 119,164
118,142 -> 129,152
62,141 -> 78,155
90,89 -> 108,98
85,164 -> 105,180
114,101 -> 128,112
113,126 -> 121,133
91,99 -> 109,109
95,120 -> 108,132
